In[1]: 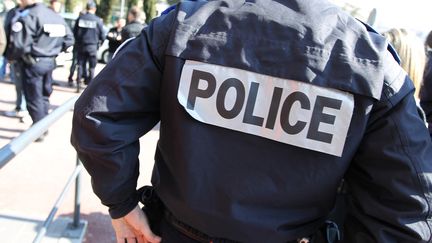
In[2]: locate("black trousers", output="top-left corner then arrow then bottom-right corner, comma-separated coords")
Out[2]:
21,57 -> 55,123
77,50 -> 97,84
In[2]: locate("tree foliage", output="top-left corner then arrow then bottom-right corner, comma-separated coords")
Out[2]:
96,0 -> 116,23
143,0 -> 156,24
167,0 -> 180,5
64,0 -> 80,13
128,0 -> 139,10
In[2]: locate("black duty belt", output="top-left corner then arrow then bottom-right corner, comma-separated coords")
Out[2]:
164,210 -> 241,243
139,186 -> 338,243
164,210 -> 316,243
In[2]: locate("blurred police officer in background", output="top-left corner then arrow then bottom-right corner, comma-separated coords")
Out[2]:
6,0 -> 73,139
71,0 -> 432,242
121,6 -> 145,42
72,1 -> 104,88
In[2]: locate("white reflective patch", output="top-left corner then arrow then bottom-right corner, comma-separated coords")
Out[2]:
178,60 -> 354,157
43,24 -> 66,37
78,19 -> 97,29
11,22 -> 23,32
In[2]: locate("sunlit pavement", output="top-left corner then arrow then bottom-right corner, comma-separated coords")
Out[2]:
0,61 -> 158,242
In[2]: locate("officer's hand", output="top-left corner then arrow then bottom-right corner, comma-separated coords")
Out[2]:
111,205 -> 161,243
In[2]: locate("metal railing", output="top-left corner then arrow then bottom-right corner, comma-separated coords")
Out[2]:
0,96 -> 87,242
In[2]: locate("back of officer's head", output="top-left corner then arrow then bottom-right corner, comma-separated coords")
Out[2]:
20,0 -> 36,7
86,1 -> 97,12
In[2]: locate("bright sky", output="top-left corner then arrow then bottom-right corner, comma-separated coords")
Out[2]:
330,0 -> 432,39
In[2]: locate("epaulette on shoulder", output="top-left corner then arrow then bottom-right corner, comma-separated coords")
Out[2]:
357,19 -> 401,65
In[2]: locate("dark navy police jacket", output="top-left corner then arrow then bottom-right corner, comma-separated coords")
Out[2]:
6,3 -> 74,59
73,12 -> 104,53
71,0 -> 432,242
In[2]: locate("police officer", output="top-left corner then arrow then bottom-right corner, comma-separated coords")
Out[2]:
73,1 -> 104,87
71,1 -> 432,242
8,0 -> 73,130
120,6 -> 146,42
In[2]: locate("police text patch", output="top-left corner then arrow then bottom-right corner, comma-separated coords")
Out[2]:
78,19 -> 97,29
43,24 -> 66,37
178,61 -> 354,157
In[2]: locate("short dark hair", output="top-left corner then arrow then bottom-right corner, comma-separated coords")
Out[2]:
128,6 -> 144,21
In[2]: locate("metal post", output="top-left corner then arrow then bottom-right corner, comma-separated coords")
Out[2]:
33,165 -> 83,243
73,154 -> 82,227
120,0 -> 125,18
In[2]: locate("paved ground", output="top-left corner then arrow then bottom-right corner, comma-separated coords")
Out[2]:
0,61 -> 158,242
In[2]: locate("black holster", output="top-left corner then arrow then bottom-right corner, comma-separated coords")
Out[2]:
138,186 -> 165,235
21,54 -> 37,65
309,220 -> 341,243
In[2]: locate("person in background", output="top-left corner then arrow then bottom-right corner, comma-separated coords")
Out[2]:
48,0 -> 63,87
3,2 -> 29,122
71,1 -> 432,242
420,30 -> 432,135
0,18 -> 6,56
7,0 -> 74,141
49,0 -> 61,13
106,18 -> 125,62
68,11 -> 85,87
121,6 -> 145,42
73,1 -> 104,88
0,17 -> 5,82
382,28 -> 426,99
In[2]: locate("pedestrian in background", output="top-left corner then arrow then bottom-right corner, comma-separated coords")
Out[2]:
0,17 -> 6,83
121,6 -> 145,42
68,11 -> 85,87
3,2 -> 29,121
72,1 -> 432,242
0,18 -> 6,55
106,18 -> 125,61
420,30 -> 432,136
382,28 -> 426,99
48,0 -> 61,13
7,0 -> 74,140
73,1 -> 104,87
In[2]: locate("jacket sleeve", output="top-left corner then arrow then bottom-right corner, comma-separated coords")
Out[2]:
344,53 -> 432,242
70,11 -> 175,219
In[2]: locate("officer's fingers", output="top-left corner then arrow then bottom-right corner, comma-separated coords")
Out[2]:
139,225 -> 161,243
125,237 -> 138,243
112,218 -> 136,243
124,206 -> 161,242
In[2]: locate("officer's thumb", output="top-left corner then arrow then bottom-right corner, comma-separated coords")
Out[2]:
141,226 -> 161,243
